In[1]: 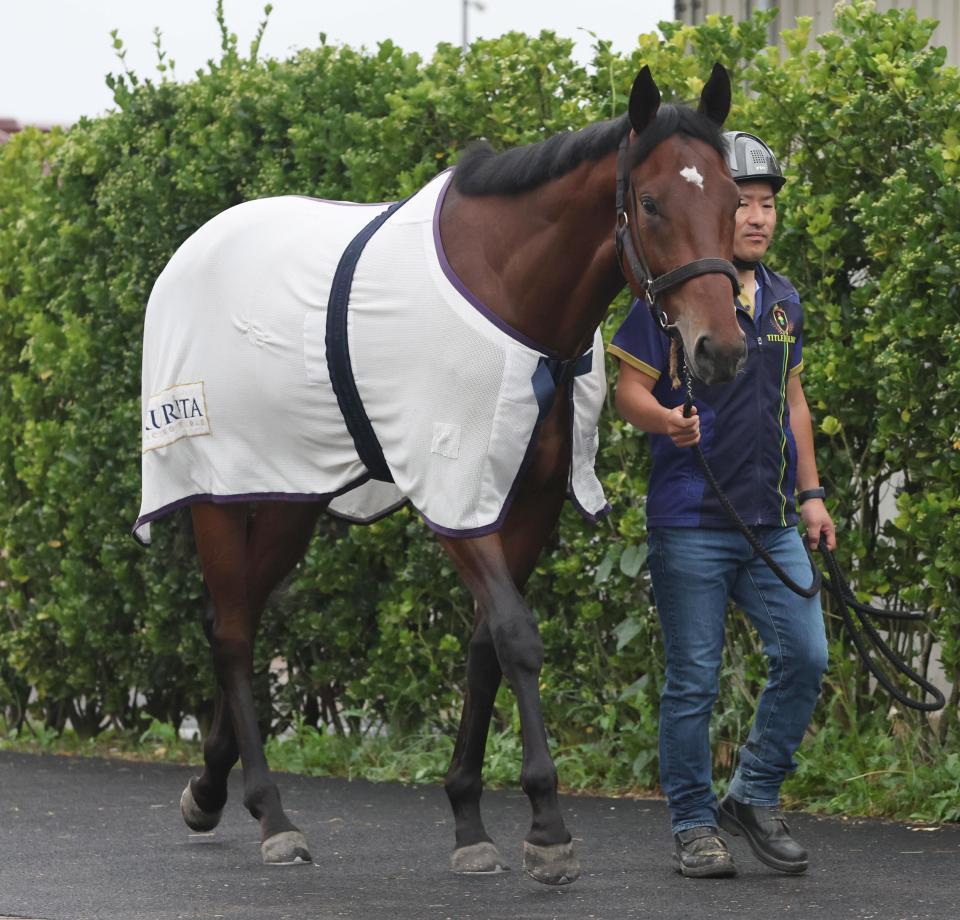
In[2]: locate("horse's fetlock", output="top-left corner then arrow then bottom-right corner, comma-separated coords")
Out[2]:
191,776 -> 227,814
203,732 -> 238,770
521,764 -> 558,800
243,780 -> 279,819
444,770 -> 483,805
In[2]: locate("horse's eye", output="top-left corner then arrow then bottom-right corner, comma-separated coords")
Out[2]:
640,196 -> 658,216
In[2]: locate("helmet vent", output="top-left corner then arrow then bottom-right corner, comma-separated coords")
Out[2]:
750,149 -> 770,168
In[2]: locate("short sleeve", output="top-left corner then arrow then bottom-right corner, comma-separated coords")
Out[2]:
788,301 -> 804,377
607,299 -> 670,381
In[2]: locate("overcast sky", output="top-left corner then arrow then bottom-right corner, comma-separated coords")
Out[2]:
2,1 -> 676,124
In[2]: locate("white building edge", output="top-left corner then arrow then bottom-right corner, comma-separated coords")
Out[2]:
674,0 -> 959,66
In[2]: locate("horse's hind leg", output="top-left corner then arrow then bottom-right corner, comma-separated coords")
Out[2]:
180,596 -> 238,831
186,500 -> 321,864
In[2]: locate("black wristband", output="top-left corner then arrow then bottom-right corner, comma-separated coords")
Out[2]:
797,487 -> 826,505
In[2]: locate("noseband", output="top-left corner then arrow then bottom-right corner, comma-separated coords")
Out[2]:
614,132 -> 740,330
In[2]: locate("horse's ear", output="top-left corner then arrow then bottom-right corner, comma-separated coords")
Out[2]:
628,66 -> 661,134
698,62 -> 732,126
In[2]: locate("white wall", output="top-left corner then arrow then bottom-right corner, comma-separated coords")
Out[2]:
674,0 -> 959,64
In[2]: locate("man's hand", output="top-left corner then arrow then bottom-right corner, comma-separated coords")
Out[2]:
665,404 -> 700,448
800,498 -> 836,551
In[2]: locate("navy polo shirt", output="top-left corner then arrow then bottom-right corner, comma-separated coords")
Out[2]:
608,263 -> 805,529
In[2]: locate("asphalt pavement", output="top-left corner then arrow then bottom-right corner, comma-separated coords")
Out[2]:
0,751 -> 956,920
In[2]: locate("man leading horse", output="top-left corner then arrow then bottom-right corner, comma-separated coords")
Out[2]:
609,131 -> 836,878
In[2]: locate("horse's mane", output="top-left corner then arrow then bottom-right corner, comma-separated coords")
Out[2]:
453,105 -> 726,197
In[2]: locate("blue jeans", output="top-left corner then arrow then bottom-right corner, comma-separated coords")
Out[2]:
647,526 -> 828,834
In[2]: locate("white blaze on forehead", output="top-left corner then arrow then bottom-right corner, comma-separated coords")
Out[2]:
680,165 -> 705,190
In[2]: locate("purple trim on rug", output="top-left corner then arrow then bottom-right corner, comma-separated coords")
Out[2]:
571,496 -> 613,524
432,170 -> 563,360
419,512 -> 506,539
419,399 -> 548,539
422,360 -> 611,538
132,475 -> 372,546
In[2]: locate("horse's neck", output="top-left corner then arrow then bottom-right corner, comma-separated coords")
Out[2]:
439,155 -> 624,357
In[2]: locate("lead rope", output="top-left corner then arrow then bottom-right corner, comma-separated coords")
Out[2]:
679,351 -> 945,712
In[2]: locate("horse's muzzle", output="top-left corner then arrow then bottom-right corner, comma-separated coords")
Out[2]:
690,333 -> 747,386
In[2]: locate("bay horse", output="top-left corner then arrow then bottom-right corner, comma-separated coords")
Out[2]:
141,64 -> 745,885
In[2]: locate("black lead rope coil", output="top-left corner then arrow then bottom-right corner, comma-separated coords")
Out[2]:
679,360 -> 945,712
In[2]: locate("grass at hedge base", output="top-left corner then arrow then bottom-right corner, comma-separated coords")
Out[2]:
2,717 -> 956,825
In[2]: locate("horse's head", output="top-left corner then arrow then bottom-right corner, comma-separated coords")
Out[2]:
619,64 -> 746,385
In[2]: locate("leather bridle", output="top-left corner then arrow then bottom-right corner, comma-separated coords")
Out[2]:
614,131 -> 740,330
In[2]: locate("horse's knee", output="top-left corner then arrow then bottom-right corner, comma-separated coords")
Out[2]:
210,630 -> 254,681
491,615 -> 543,677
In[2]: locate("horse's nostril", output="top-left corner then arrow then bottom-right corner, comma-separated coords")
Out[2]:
694,335 -> 712,365
692,334 -> 745,385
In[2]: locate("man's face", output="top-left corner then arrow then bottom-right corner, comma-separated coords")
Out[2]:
734,180 -> 777,263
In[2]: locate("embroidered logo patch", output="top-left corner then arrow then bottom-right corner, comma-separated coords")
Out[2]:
143,381 -> 211,452
773,306 -> 789,333
767,306 -> 796,343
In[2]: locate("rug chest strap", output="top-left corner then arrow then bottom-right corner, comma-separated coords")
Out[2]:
325,198 -> 408,483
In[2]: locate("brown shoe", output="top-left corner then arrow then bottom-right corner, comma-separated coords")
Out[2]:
673,826 -> 737,878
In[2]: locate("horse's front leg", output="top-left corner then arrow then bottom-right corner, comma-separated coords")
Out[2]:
440,529 -> 579,886
442,607 -> 505,873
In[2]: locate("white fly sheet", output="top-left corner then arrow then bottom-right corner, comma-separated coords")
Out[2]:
135,170 -> 609,544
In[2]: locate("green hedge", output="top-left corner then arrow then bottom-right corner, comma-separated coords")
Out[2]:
1,1 -> 957,812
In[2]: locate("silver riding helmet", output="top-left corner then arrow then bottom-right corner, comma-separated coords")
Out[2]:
722,131 -> 785,193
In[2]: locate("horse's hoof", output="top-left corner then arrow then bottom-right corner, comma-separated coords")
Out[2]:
180,779 -> 223,832
261,830 -> 312,866
522,839 -> 581,886
450,841 -> 510,874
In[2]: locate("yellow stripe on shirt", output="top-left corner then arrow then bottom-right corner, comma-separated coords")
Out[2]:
606,344 -> 662,381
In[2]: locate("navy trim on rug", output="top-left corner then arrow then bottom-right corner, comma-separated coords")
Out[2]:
325,197 -> 409,483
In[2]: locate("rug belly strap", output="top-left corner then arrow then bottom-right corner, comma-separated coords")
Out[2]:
325,198 -> 408,483
532,350 -> 594,420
